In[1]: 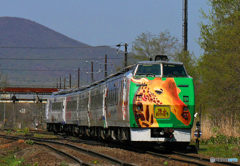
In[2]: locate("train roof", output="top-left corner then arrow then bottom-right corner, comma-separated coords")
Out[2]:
137,60 -> 183,65
50,55 -> 184,97
52,64 -> 135,96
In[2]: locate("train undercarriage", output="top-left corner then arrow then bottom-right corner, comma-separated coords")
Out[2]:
47,123 -> 191,150
47,123 -> 131,142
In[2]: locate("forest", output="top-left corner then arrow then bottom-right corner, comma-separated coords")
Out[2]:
129,0 -> 240,139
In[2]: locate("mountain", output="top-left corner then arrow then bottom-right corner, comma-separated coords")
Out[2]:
0,17 -> 124,87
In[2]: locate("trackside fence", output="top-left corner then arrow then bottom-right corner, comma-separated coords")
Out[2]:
0,103 -> 46,130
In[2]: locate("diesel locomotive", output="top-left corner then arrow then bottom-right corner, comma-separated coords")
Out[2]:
46,55 -> 195,147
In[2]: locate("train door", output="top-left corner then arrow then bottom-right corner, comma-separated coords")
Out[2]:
122,77 -> 127,121
87,90 -> 91,127
102,83 -> 107,128
45,99 -> 51,123
62,97 -> 66,125
77,94 -> 79,126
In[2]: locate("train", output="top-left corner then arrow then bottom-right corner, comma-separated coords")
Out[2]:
46,55 -> 195,148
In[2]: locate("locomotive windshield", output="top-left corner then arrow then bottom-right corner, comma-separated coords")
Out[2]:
162,64 -> 187,77
135,64 -> 161,76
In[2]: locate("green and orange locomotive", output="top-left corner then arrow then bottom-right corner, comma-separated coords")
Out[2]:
46,55 -> 195,147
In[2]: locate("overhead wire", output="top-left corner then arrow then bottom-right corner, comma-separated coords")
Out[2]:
0,57 -> 123,60
1,69 -> 93,72
0,43 -> 132,49
0,45 -> 117,49
0,43 -> 129,84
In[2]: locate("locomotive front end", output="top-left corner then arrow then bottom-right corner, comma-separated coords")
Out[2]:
129,57 -> 195,145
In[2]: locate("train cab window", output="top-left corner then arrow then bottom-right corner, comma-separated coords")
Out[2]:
162,64 -> 188,77
135,64 -> 161,76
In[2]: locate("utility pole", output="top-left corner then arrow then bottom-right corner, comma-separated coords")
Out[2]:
78,68 -> 80,88
117,43 -> 128,68
91,61 -> 93,83
105,54 -> 107,78
56,78 -> 58,89
3,103 -> 5,127
183,0 -> 188,52
69,73 -> 71,89
13,104 -> 15,126
64,78 -> 66,89
125,43 -> 128,68
60,77 -> 61,89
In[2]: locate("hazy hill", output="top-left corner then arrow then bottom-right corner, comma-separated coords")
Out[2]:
0,17 -> 124,87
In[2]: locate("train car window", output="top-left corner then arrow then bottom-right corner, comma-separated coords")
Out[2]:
67,100 -> 77,111
52,102 -> 63,111
115,88 -> 118,104
109,90 -> 112,104
84,98 -> 88,108
91,94 -> 95,108
97,93 -> 103,108
115,88 -> 117,103
162,64 -> 187,77
113,89 -> 116,104
135,64 -> 161,76
112,90 -> 114,104
111,90 -> 113,104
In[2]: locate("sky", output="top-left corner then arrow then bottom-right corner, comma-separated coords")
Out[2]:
1,0 -> 210,57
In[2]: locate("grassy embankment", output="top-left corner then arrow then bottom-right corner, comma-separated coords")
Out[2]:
191,117 -> 240,158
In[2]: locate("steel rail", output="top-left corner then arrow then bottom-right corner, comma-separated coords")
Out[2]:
34,141 -> 91,166
0,134 -> 138,166
172,151 -> 240,166
41,139 -> 138,166
0,134 -> 89,166
146,151 -> 211,166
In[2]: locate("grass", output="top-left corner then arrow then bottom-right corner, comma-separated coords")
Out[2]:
3,129 -> 57,139
60,161 -> 69,166
199,143 -> 239,158
192,134 -> 240,159
191,117 -> 240,140
33,133 -> 57,139
190,117 -> 240,159
0,152 -> 24,166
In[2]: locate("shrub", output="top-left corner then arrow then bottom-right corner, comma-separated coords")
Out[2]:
24,140 -> 34,145
33,162 -> 38,166
60,161 -> 69,166
23,127 -> 29,134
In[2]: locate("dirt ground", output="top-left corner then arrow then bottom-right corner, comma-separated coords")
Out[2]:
0,138 -> 77,166
0,137 -> 202,166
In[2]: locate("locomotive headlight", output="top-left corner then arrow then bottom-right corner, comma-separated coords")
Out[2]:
137,105 -> 141,111
183,106 -> 188,111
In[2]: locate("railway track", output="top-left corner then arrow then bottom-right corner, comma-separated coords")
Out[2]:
145,148 -> 240,166
0,134 -> 138,166
1,130 -> 239,166
171,151 -> 240,166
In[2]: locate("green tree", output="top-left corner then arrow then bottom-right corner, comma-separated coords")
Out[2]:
0,70 -> 8,90
173,51 -> 199,80
130,30 -> 199,80
130,30 -> 182,61
198,0 -> 240,126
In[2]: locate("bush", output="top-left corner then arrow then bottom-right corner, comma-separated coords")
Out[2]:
17,129 -> 23,133
33,162 -> 38,166
211,127 -> 219,134
25,140 -> 34,145
200,135 -> 240,145
215,133 -> 227,144
23,127 -> 30,134
60,161 -> 69,166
